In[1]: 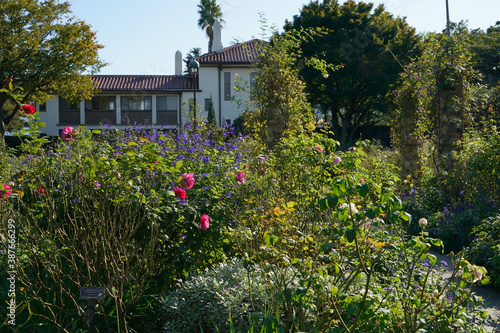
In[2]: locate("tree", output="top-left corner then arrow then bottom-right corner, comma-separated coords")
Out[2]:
393,31 -> 482,191
284,0 -> 422,148
469,21 -> 500,87
0,0 -> 105,148
197,0 -> 224,53
243,30 -> 331,146
184,47 -> 202,74
207,95 -> 216,126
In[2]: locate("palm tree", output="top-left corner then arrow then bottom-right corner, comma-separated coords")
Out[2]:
184,47 -> 202,74
197,0 -> 224,53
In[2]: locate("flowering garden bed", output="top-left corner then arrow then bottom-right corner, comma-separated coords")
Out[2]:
1,115 -> 496,332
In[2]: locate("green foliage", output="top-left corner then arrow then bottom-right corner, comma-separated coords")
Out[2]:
207,95 -> 216,126
242,28 -> 333,147
337,140 -> 400,192
453,125 -> 500,202
160,259 -> 270,333
0,0 -> 105,147
284,0 -> 423,148
467,215 -> 500,289
425,201 -> 496,253
226,166 -> 490,332
0,123 -> 256,332
469,21 -> 500,87
393,29 -> 484,183
0,115 -> 495,332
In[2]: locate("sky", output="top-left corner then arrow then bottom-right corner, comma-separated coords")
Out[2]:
66,0 -> 499,75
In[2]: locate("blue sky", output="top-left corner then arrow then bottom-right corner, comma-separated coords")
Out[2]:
66,0 -> 499,75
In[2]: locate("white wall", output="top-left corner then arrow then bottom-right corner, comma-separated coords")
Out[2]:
37,97 -> 59,136
198,66 -> 255,126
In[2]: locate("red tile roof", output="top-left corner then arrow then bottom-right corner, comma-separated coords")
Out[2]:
198,39 -> 265,65
92,75 -> 195,91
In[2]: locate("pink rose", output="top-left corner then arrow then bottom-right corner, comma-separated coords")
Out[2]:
332,156 -> 342,166
1,184 -> 13,200
174,188 -> 187,200
61,126 -> 75,141
179,173 -> 195,189
21,104 -> 36,115
235,172 -> 246,183
199,214 -> 210,230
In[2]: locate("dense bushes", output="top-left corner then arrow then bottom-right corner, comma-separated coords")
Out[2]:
467,215 -> 500,289
159,259 -> 270,333
0,122 -> 495,332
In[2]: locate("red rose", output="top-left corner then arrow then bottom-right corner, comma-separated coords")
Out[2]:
199,214 -> 210,230
61,126 -> 75,141
36,188 -> 46,195
174,188 -> 187,200
21,104 -> 36,115
179,173 -> 195,189
1,184 -> 13,200
235,172 -> 246,183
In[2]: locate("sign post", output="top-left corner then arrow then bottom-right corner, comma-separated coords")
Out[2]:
80,287 -> 105,333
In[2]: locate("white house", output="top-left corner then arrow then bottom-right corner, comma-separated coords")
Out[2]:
37,22 -> 261,136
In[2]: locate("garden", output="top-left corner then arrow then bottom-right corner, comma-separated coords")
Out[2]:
1,7 -> 500,331
1,97 -> 499,332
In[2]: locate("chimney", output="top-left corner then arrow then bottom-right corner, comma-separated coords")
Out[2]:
175,50 -> 182,75
212,20 -> 223,53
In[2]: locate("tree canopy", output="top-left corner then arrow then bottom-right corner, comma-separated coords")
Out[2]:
284,0 -> 422,148
0,0 -> 105,147
469,21 -> 500,87
197,0 -> 224,53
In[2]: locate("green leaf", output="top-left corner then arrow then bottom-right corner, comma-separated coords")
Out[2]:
337,178 -> 348,193
366,207 -> 380,219
265,234 -> 279,247
175,160 -> 183,170
320,242 -> 333,253
345,228 -> 356,243
356,183 -> 369,197
318,195 -> 338,211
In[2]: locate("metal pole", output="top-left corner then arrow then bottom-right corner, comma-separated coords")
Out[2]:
86,299 -> 96,333
193,73 -> 197,128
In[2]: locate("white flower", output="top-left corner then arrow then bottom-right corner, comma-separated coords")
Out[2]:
471,265 -> 484,283
418,218 -> 428,228
340,203 -> 358,215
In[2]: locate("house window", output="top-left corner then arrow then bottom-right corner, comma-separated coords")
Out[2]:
121,96 -> 152,125
156,96 -> 178,125
224,72 -> 231,101
85,96 -> 116,125
59,97 -> 80,124
204,98 -> 210,111
38,103 -> 46,112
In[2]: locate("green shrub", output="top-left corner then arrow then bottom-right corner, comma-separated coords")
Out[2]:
453,125 -> 500,202
467,215 -> 500,289
425,201 -> 497,253
159,259 -> 270,333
